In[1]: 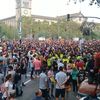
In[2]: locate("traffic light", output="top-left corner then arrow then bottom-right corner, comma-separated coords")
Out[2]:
67,14 -> 70,21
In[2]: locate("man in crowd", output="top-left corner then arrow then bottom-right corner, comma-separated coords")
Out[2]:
32,89 -> 45,100
55,67 -> 69,100
39,68 -> 49,100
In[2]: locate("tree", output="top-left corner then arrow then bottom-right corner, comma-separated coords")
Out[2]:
0,22 -> 17,39
80,21 -> 95,36
57,19 -> 81,39
49,22 -> 58,38
67,0 -> 100,7
19,16 -> 100,39
22,16 -> 33,37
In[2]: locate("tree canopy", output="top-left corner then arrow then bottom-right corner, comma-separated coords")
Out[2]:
67,0 -> 100,7
0,17 -> 100,40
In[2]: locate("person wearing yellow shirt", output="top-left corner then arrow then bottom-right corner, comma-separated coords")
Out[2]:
60,53 -> 63,59
47,57 -> 51,68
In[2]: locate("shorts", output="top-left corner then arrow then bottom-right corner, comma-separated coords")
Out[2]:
55,88 -> 65,98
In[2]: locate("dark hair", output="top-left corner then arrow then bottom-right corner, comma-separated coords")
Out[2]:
59,67 -> 63,71
41,68 -> 46,72
5,74 -> 12,82
9,93 -> 16,99
8,66 -> 13,70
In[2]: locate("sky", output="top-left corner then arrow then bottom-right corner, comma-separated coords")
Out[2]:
0,0 -> 100,22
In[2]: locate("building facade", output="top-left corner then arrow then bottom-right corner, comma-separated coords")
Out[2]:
16,0 -> 32,21
0,0 -> 86,29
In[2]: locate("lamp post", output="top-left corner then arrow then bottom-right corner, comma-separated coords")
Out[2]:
19,17 -> 22,39
17,0 -> 22,39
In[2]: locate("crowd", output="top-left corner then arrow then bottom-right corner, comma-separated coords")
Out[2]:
0,39 -> 99,100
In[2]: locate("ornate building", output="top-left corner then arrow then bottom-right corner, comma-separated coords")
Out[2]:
0,0 -> 86,29
57,12 -> 86,24
16,0 -> 32,20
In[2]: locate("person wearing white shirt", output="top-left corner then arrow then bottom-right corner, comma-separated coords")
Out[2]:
55,67 -> 69,100
2,74 -> 15,100
57,60 -> 64,70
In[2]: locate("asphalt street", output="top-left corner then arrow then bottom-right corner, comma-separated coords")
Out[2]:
0,73 -> 78,100
17,77 -> 78,100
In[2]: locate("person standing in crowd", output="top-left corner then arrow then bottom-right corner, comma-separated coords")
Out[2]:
27,50 -> 34,71
55,67 -> 69,100
47,67 -> 55,98
38,68 -> 49,100
2,74 -> 15,100
52,58 -> 58,75
57,60 -> 64,70
71,66 -> 79,92
75,59 -> 85,70
8,66 -> 15,80
86,55 -> 95,84
14,63 -> 23,97
30,57 -> 35,79
3,54 -> 8,77
20,58 -> 27,86
78,67 -> 86,86
33,56 -> 42,76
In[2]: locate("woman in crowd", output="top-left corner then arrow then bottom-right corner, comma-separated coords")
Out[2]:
71,66 -> 79,92
2,74 -> 15,100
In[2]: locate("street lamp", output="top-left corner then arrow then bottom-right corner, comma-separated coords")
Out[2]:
18,17 -> 22,39
16,0 -> 22,39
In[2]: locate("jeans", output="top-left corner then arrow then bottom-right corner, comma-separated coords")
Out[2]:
72,79 -> 78,92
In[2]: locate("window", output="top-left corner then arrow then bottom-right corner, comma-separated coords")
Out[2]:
23,2 -> 29,8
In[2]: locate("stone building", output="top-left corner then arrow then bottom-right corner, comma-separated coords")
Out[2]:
0,0 -> 86,31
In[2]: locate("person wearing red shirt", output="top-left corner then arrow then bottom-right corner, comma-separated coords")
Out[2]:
75,59 -> 85,70
33,56 -> 42,76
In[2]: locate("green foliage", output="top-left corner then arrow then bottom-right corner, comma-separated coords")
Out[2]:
5,16 -> 98,40
80,21 -> 96,36
1,17 -> 100,40
22,16 -> 33,37
0,22 -> 18,39
57,20 -> 82,39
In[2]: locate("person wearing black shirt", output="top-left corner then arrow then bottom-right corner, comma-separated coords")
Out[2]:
78,67 -> 86,85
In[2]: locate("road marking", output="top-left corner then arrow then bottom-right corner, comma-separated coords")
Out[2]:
24,79 -> 31,85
